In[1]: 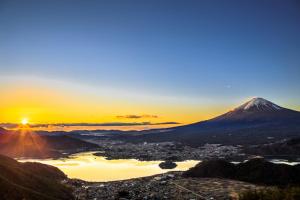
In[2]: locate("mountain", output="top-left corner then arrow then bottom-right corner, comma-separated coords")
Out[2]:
0,128 -> 99,158
0,129 -> 57,158
0,154 -> 74,200
117,97 -> 300,146
208,97 -> 299,122
232,97 -> 283,111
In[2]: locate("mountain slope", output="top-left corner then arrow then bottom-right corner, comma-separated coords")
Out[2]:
0,128 -> 99,158
119,98 -> 300,146
0,154 -> 74,200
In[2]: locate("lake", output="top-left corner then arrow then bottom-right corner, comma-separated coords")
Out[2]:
18,152 -> 199,182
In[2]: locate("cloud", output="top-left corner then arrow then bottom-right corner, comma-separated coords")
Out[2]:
151,122 -> 180,125
0,121 -> 180,128
116,114 -> 158,119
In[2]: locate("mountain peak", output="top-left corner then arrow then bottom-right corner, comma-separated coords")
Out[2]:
235,97 -> 283,112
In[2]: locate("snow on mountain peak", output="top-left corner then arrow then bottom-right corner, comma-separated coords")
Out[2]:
236,97 -> 283,111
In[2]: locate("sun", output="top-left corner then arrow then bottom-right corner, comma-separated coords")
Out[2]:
21,118 -> 29,125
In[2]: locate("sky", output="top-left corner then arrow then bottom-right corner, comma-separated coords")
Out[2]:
0,0 -> 300,128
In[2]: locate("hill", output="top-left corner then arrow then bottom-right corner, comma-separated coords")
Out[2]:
0,128 -> 99,158
0,154 -> 74,200
183,159 -> 300,186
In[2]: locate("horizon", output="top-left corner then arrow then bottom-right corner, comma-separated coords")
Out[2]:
1,0 -> 300,129
1,96 -> 299,132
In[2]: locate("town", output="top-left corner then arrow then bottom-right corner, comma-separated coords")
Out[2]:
91,140 -> 245,162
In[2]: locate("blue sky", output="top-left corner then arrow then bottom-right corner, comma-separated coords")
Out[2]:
0,0 -> 300,124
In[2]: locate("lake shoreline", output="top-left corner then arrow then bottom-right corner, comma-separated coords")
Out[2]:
18,151 -> 300,183
18,151 -> 199,182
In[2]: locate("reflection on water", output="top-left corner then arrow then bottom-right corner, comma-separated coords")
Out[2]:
18,152 -> 199,182
269,159 -> 300,166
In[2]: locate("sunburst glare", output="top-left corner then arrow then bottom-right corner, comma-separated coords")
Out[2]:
21,118 -> 29,125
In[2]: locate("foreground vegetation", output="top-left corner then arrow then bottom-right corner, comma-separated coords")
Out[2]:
239,187 -> 300,200
184,159 -> 300,199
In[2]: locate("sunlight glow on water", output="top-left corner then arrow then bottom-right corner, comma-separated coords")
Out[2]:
18,152 -> 199,182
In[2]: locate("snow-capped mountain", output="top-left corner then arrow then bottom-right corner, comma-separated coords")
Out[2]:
127,97 -> 300,146
235,97 -> 283,112
211,97 -> 299,122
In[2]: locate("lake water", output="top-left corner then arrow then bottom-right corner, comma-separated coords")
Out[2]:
18,152 -> 199,182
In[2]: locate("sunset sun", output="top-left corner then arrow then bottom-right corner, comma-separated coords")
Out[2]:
21,118 -> 29,125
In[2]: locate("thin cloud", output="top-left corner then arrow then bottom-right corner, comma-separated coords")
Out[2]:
153,122 -> 180,125
116,114 -> 158,119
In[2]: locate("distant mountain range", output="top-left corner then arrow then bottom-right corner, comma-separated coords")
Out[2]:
115,98 -> 300,146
